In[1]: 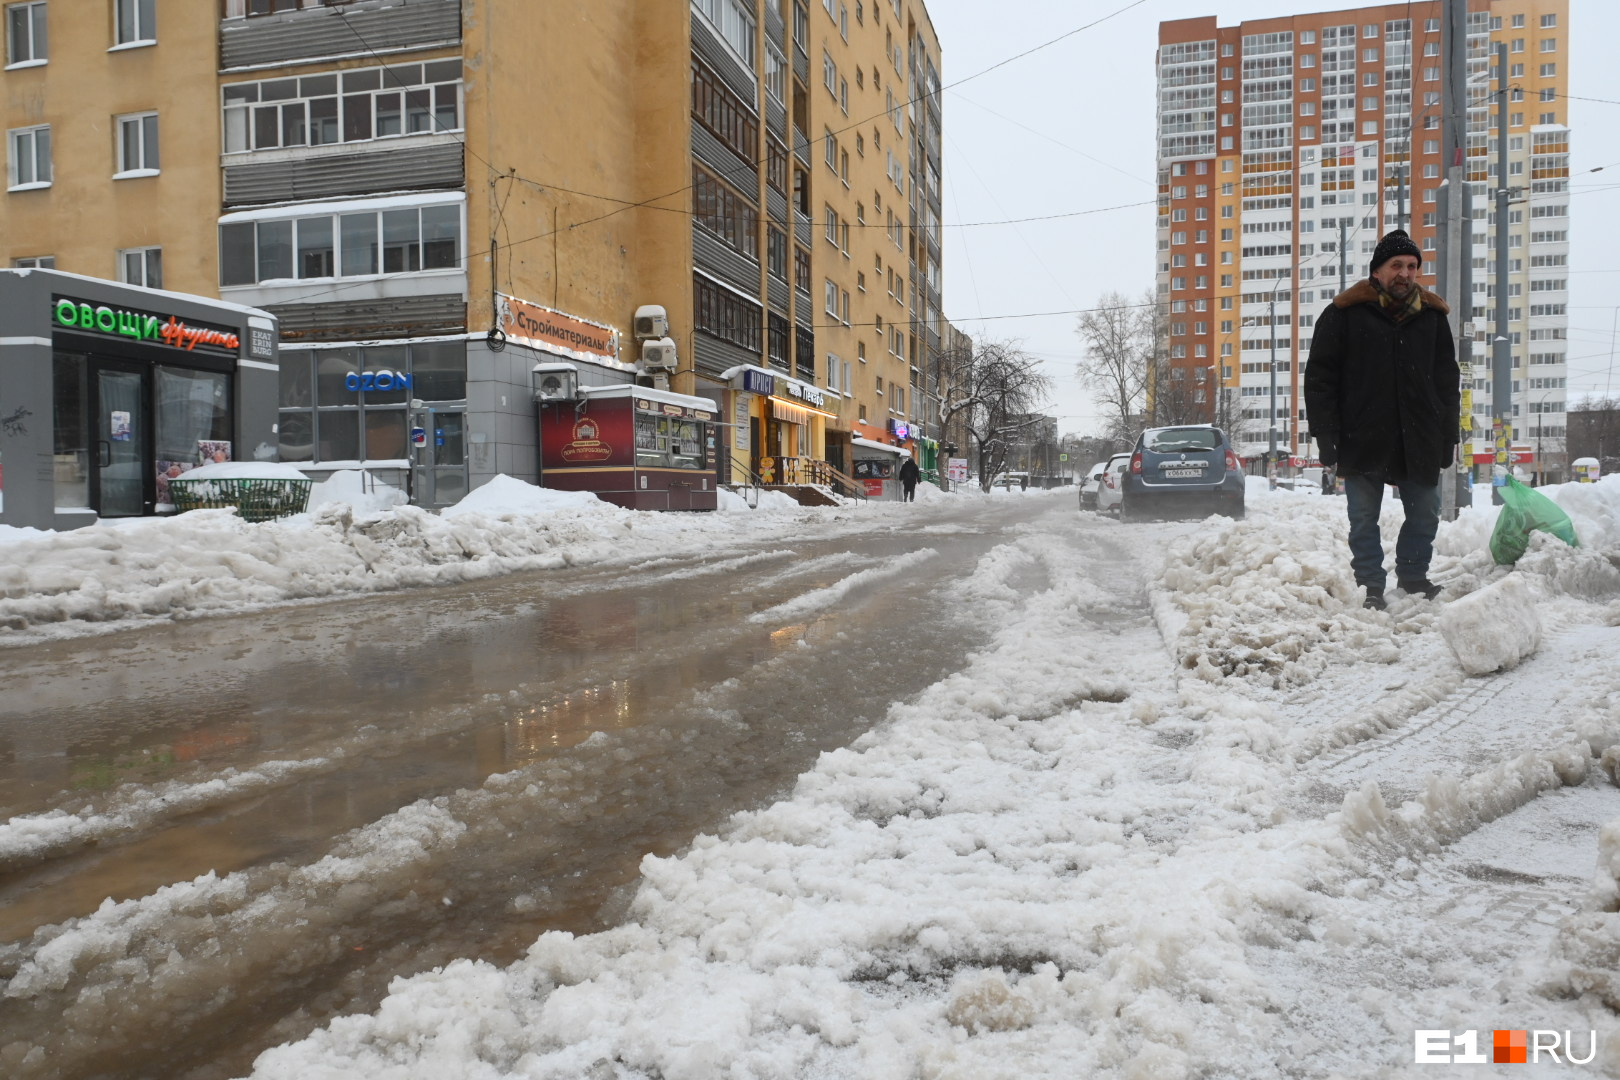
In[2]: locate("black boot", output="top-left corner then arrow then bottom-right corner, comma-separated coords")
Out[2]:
1398,578 -> 1442,600
1363,586 -> 1386,611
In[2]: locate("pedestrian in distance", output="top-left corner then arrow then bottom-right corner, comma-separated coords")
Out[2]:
899,456 -> 920,502
1303,229 -> 1460,612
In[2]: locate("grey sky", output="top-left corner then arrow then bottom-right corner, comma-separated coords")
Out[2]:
924,0 -> 1620,439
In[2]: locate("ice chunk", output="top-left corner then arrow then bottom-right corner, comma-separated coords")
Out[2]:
1437,574 -> 1541,675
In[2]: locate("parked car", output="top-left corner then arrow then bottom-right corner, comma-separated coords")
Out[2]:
1079,461 -> 1107,510
1094,453 -> 1132,516
1119,424 -> 1246,521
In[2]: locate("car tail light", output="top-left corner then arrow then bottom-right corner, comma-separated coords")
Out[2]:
1130,452 -> 1143,474
1225,449 -> 1239,472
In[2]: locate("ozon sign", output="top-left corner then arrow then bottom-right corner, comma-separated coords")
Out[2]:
53,296 -> 241,355
344,369 -> 413,393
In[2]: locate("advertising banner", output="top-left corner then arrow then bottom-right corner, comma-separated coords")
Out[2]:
497,294 -> 619,364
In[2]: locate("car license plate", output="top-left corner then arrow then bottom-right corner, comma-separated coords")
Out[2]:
1163,468 -> 1202,478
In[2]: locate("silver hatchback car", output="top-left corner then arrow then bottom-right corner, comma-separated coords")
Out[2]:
1119,425 -> 1246,521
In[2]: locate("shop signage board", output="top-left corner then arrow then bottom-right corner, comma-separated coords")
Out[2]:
542,408 -> 633,468
742,369 -> 774,396
733,393 -> 751,454
52,295 -> 241,356
496,293 -> 619,363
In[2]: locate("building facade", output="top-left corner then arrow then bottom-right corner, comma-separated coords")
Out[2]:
1156,0 -> 1571,479
1,0 -> 946,514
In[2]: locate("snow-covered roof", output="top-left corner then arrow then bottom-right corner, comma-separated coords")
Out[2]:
580,384 -> 719,412
851,436 -> 911,457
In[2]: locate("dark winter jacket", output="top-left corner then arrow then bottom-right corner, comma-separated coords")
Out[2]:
1304,279 -> 1460,482
899,459 -> 921,485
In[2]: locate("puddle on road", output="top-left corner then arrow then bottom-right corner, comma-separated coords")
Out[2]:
0,501 -> 1069,1080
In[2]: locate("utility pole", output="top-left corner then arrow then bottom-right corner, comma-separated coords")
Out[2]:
1338,218 -> 1348,292
1436,0 -> 1474,519
1268,293 -> 1278,467
1492,40 -> 1513,500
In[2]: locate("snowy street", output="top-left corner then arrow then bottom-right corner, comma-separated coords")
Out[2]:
2,478 -> 1620,1078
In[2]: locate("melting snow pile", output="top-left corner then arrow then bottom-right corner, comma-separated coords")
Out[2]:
1438,572 -> 1542,674
0,474 -> 890,643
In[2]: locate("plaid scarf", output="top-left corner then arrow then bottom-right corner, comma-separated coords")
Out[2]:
1371,278 -> 1423,324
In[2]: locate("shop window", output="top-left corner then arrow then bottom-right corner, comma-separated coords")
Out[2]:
6,1 -> 46,65
156,366 -> 231,490
635,412 -> 707,470
279,343 -> 461,465
114,112 -> 159,176
223,61 -> 462,154
52,352 -> 88,508
113,0 -> 153,45
7,123 -> 50,188
219,199 -> 463,287
118,246 -> 162,288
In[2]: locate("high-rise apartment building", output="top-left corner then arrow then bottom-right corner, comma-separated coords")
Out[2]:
0,0 -> 945,521
1156,0 -> 1571,478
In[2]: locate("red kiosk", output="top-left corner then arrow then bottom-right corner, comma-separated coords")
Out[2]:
537,378 -> 720,511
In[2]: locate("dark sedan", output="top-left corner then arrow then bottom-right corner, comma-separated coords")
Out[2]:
1119,425 -> 1246,521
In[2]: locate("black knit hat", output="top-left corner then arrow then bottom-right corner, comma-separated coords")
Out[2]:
1368,229 -> 1422,274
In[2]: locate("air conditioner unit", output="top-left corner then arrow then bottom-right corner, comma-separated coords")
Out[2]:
640,337 -> 678,372
531,363 -> 578,402
633,305 -> 669,340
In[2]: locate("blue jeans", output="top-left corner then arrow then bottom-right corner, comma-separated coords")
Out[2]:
1342,474 -> 1440,588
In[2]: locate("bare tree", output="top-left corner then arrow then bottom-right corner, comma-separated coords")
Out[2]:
1075,290 -> 1154,445
935,340 -> 1054,491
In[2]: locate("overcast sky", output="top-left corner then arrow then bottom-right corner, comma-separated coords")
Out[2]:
924,0 -> 1620,439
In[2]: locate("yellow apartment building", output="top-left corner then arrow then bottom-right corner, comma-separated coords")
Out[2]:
1,0 -> 947,515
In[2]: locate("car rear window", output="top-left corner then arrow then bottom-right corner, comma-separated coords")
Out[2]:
1143,428 -> 1219,453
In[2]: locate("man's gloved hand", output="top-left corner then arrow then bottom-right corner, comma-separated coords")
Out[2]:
1317,436 -> 1337,468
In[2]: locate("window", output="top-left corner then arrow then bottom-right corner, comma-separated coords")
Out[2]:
219,199 -> 462,286
119,246 -> 162,288
115,112 -> 159,176
824,278 -> 838,316
12,254 -> 52,267
113,0 -> 154,45
6,1 -> 46,65
7,124 -> 49,187
823,50 -> 835,94
1540,13 -> 1556,28
824,128 -> 836,168
224,61 -> 463,154
692,165 -> 759,260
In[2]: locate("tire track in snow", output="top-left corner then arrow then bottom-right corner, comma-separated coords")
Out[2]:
748,547 -> 938,624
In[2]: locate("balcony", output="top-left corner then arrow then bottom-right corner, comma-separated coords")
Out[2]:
221,0 -> 460,71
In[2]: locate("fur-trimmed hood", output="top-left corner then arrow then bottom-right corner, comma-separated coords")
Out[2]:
1333,278 -> 1450,315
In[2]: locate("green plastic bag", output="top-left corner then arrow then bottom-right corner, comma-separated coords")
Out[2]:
1489,474 -> 1579,565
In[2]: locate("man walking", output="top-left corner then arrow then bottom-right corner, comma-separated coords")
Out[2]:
899,456 -> 920,502
1304,229 -> 1460,611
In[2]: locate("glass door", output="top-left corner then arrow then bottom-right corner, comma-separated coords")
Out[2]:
93,364 -> 148,517
409,405 -> 468,508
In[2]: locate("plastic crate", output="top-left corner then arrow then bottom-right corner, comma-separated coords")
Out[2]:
169,477 -> 313,523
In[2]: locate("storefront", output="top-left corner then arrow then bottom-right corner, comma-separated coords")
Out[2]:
718,364 -> 837,486
537,384 -> 719,511
0,269 -> 278,530
276,293 -> 635,508
851,436 -> 911,502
